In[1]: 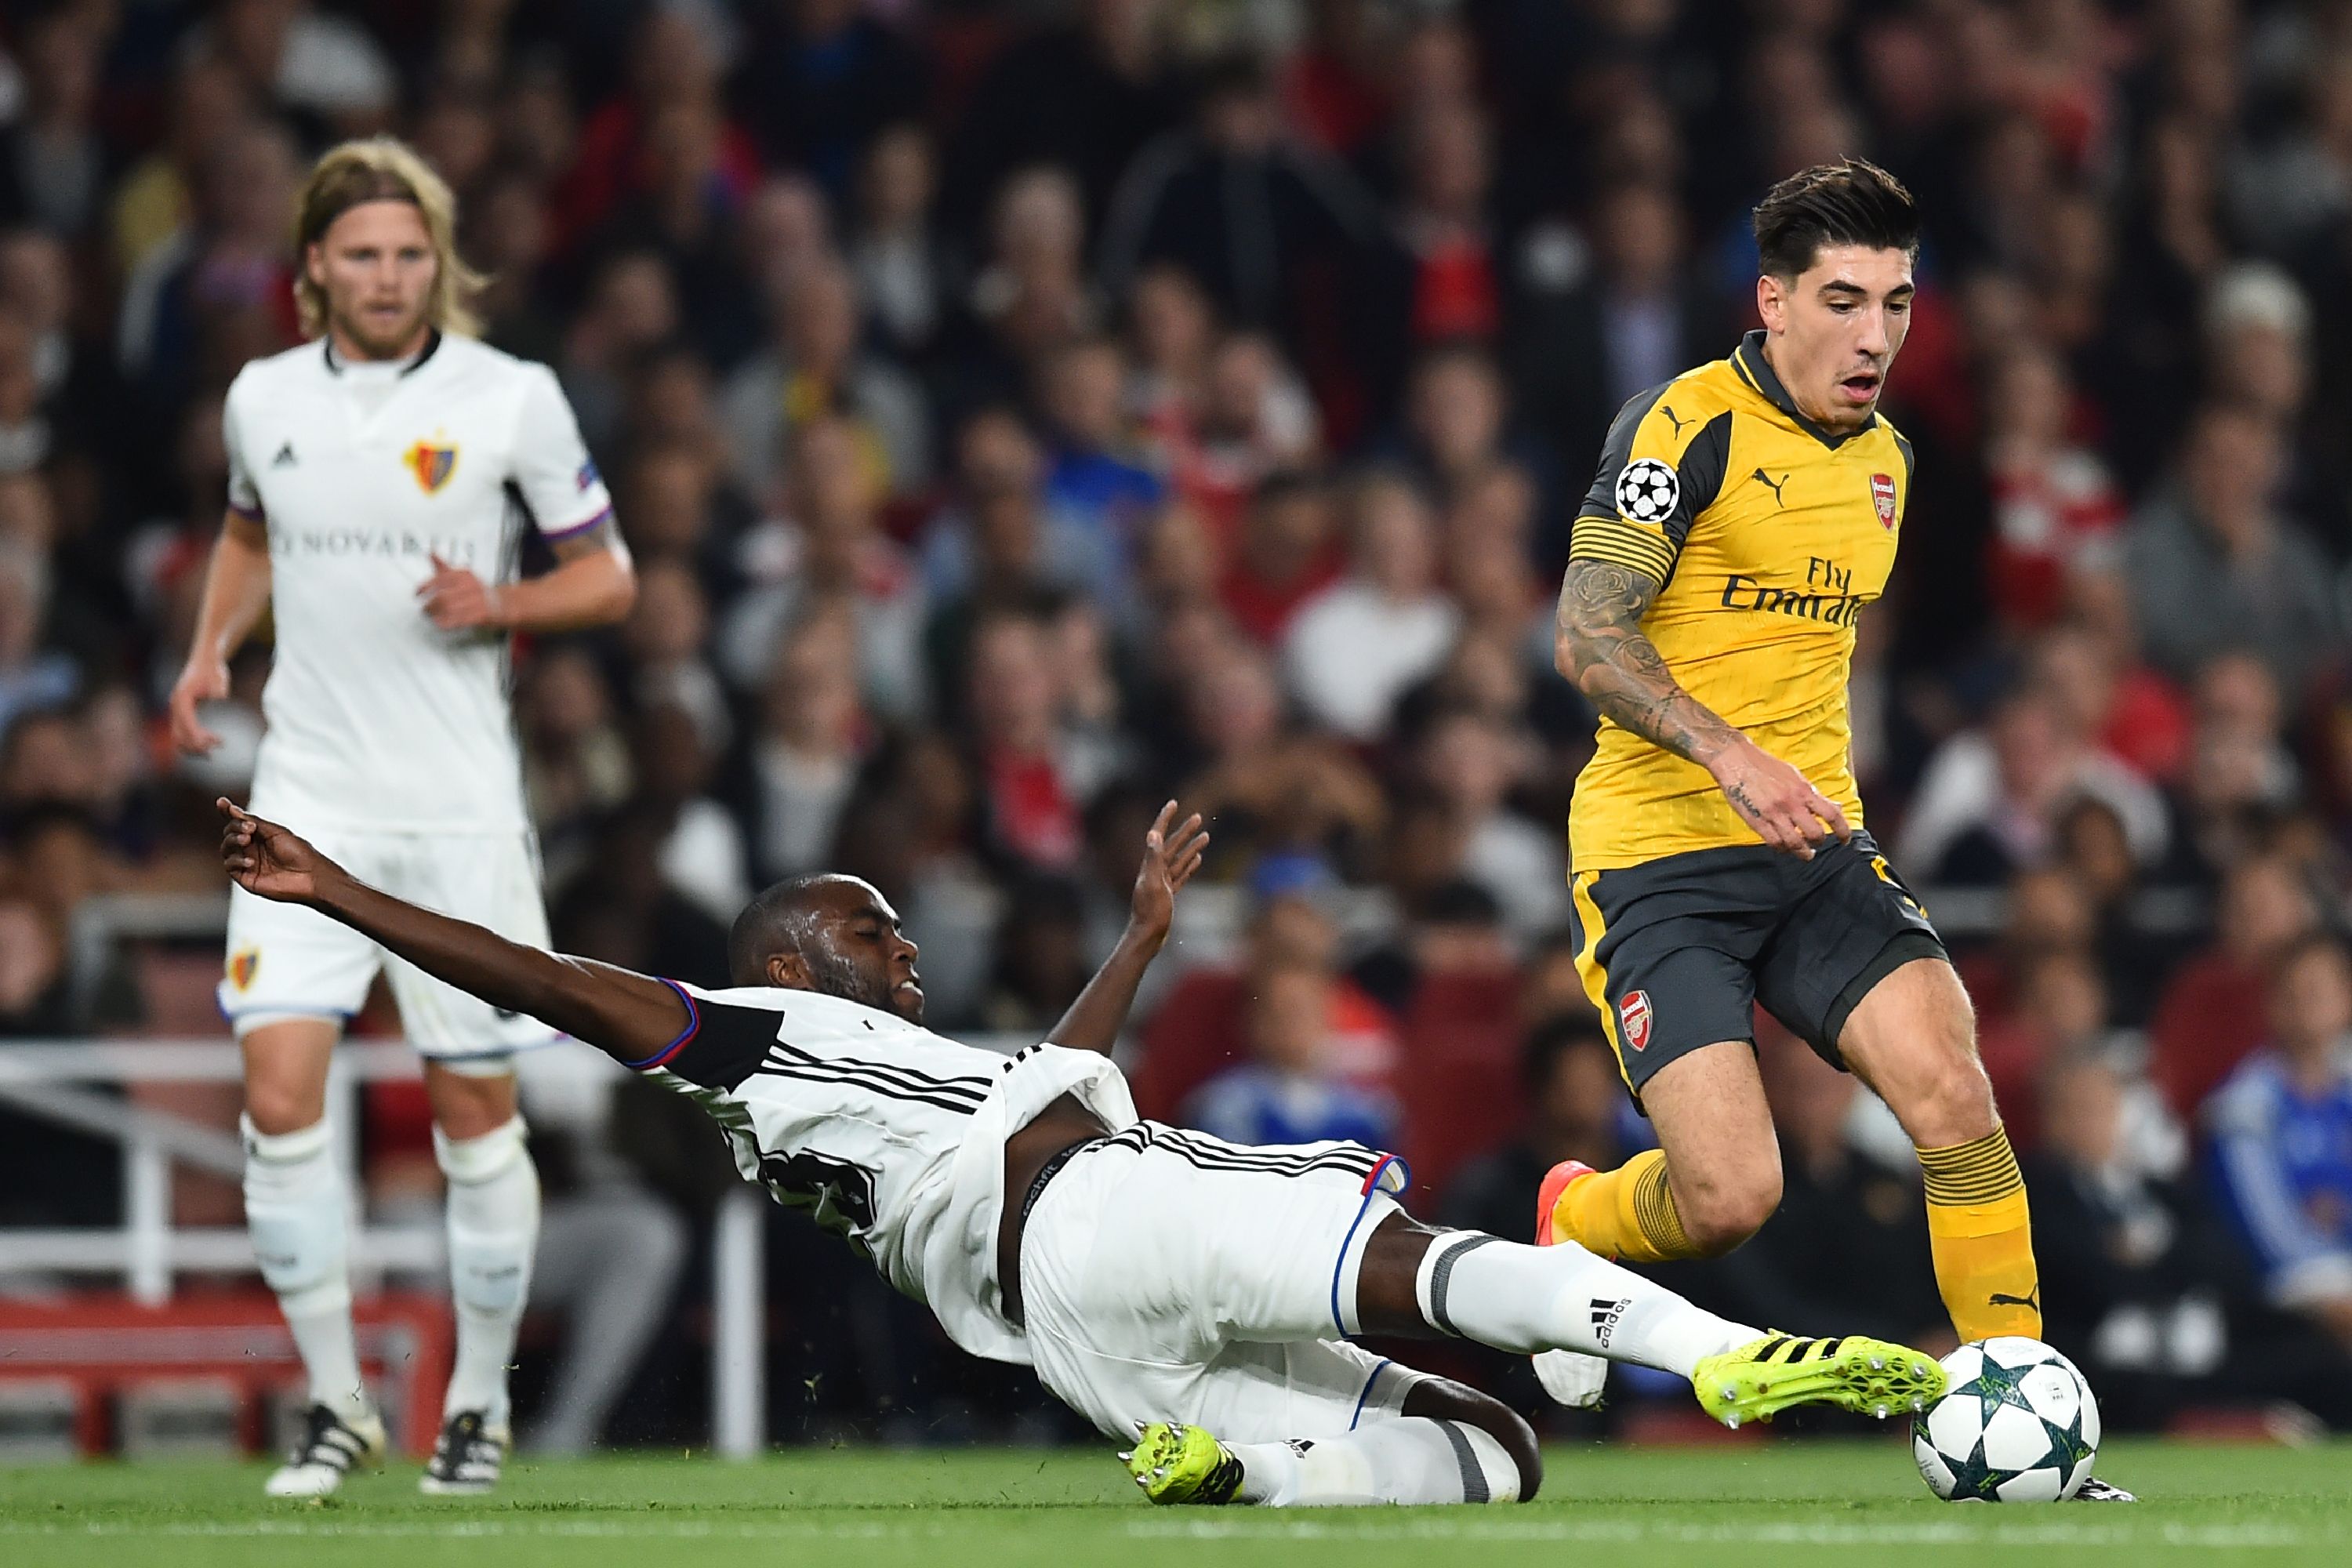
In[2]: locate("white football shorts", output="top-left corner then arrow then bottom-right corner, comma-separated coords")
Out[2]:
220,828 -> 557,1065
1017,1121 -> 1427,1441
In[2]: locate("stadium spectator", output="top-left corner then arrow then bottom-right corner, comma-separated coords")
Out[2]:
2152,855 -> 2324,1120
0,540 -> 74,742
2022,1050 -> 2352,1432
731,0 -> 927,195
1099,49 -> 1381,347
1183,955 -> 1399,1150
1980,348 -> 2125,636
728,608 -> 870,890
720,415 -> 927,720
1408,706 -> 1566,945
0,7 -> 105,239
1037,334 -> 1163,553
0,890 -> 67,1036
1281,471 -> 1457,742
977,873 -> 1094,1036
956,165 -> 1100,405
2207,935 -> 2352,1352
848,124 -> 946,367
720,256 -> 930,505
1513,182 -> 1718,478
2125,403 -> 2341,698
950,0 -> 1186,239
517,648 -> 630,851
1218,468 -> 1340,646
1897,682 -> 2165,886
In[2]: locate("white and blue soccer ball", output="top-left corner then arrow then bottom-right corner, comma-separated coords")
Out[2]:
1912,1338 -> 2100,1502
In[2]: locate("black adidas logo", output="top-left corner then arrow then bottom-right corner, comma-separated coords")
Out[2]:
1588,1296 -> 1629,1348
272,441 -> 297,467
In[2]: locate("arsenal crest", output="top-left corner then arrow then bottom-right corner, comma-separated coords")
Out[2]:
404,437 -> 459,494
228,947 -> 260,991
1870,472 -> 1897,528
1618,989 -> 1653,1053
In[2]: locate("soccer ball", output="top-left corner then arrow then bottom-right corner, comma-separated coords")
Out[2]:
1912,1338 -> 2100,1502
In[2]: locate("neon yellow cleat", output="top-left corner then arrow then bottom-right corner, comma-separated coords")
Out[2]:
1120,1421 -> 1246,1505
1692,1333 -> 1947,1429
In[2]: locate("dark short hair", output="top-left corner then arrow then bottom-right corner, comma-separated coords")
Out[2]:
1752,158 -> 1919,280
727,875 -> 835,985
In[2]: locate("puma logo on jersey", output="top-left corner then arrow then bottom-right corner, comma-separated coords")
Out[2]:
1989,1288 -> 2040,1312
1659,404 -> 1693,438
272,441 -> 297,467
1753,467 -> 1790,506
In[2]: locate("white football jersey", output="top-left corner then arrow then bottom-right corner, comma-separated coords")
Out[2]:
223,332 -> 616,833
633,982 -> 1139,1364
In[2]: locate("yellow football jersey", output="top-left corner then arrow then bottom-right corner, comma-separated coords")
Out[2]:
1566,331 -> 1912,870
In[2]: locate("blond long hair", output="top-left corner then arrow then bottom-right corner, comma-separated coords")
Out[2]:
292,136 -> 484,339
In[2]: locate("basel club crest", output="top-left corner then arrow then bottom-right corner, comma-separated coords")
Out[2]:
1619,989 -> 1653,1052
405,437 -> 459,494
228,947 -> 260,991
1871,472 -> 1897,528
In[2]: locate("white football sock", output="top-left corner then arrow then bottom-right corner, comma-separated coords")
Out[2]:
436,1115 -> 540,1425
1414,1231 -> 1759,1378
242,1115 -> 370,1421
1229,1417 -> 1522,1506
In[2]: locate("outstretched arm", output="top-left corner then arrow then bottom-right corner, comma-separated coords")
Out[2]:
216,799 -> 688,1064
1046,802 -> 1209,1056
1554,557 -> 1849,858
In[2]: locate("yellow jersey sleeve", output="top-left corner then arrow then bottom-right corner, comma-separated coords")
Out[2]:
1569,383 -> 1733,587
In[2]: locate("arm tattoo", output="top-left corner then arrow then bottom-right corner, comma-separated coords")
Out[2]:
1555,558 -> 1744,768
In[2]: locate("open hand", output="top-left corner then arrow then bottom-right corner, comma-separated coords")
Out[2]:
217,798 -> 337,904
1129,801 -> 1209,943
1709,736 -> 1851,858
417,552 -> 506,631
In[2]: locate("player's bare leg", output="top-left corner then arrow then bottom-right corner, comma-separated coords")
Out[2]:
241,1018 -> 386,1496
1838,958 -> 2131,1498
419,1062 -> 538,1495
1835,958 -> 2042,1340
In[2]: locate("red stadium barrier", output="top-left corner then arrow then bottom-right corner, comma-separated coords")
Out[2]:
0,1291 -> 451,1459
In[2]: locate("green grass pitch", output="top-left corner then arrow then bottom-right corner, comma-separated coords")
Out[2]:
4,1439 -> 2348,1568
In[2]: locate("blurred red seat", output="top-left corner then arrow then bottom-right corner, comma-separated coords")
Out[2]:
1395,967 -> 1523,1201
1131,967 -> 1248,1123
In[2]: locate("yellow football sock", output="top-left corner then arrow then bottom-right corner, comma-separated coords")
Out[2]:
1549,1148 -> 1701,1264
1917,1126 -> 2042,1341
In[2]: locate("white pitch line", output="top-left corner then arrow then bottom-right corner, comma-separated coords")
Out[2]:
0,1515 -> 2343,1549
1127,1516 -> 2343,1548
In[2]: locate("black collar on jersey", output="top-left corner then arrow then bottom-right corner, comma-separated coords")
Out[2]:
1730,329 -> 1876,450
321,328 -> 443,377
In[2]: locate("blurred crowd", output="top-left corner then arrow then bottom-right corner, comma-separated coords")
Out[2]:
9,0 -> 2352,1443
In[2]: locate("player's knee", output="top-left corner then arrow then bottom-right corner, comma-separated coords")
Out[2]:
1906,1039 -> 1999,1145
241,1116 -> 347,1304
1675,1161 -> 1781,1256
243,1078 -> 326,1137
1483,1405 -> 1543,1501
